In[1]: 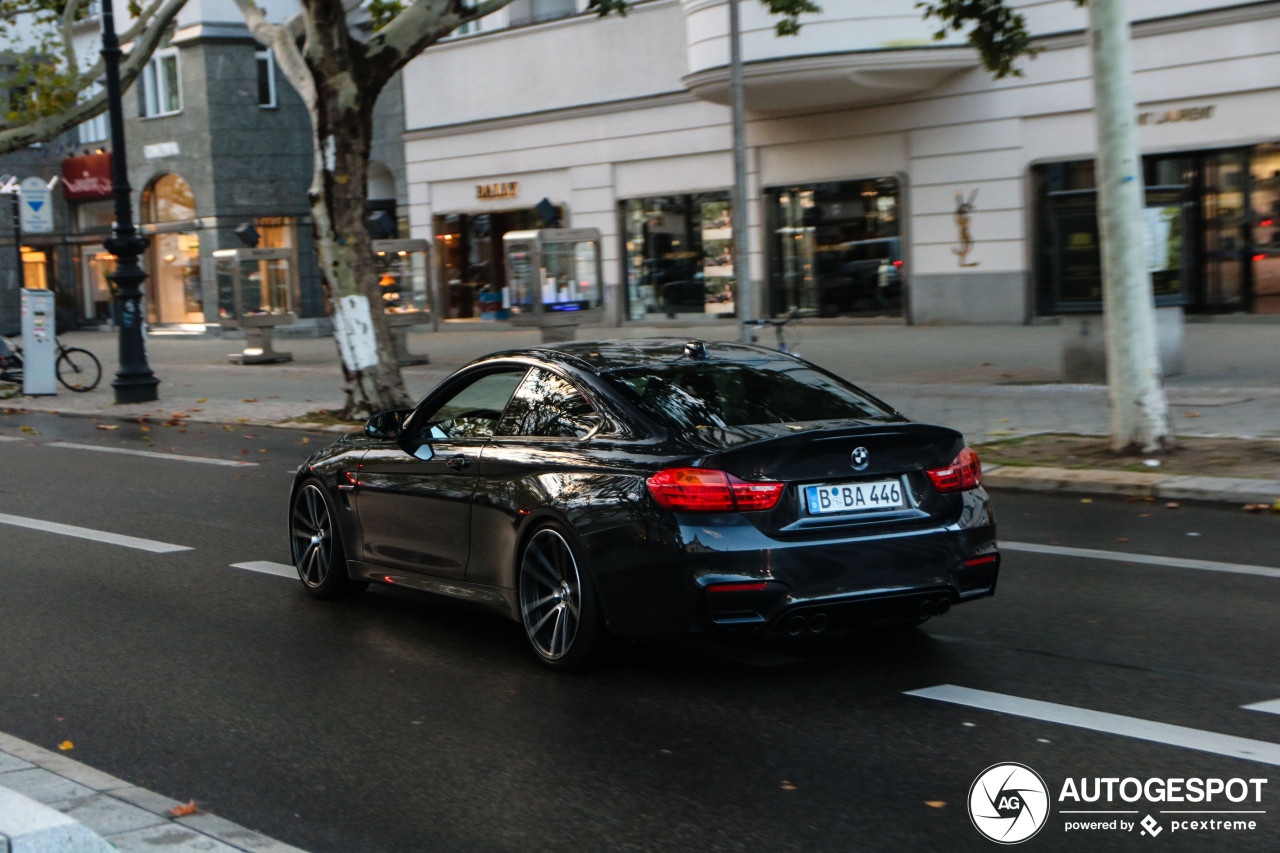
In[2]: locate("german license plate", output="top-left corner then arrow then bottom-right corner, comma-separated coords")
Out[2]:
804,480 -> 904,515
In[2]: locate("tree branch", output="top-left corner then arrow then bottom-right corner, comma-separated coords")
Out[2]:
233,0 -> 317,110
364,0 -> 511,82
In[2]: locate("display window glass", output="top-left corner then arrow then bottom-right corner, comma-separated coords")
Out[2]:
620,192 -> 734,321
764,178 -> 903,319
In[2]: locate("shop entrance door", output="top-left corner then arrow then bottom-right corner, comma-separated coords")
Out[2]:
1201,150 -> 1249,311
1249,144 -> 1280,314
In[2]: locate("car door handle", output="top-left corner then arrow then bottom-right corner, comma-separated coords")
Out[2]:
446,455 -> 471,472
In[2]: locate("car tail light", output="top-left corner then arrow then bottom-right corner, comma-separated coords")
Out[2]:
926,447 -> 982,494
647,468 -> 784,512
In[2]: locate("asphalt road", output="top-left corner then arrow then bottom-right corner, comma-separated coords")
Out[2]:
1,410 -> 1277,852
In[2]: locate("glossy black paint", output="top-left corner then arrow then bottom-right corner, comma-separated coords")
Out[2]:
290,339 -> 998,638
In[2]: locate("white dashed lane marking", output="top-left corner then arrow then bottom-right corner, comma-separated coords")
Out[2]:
0,512 -> 192,553
1243,698 -> 1280,716
46,441 -> 255,467
907,684 -> 1280,768
230,561 -> 297,579
1001,541 -> 1280,579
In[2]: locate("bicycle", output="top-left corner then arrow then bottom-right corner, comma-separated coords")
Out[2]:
743,310 -> 802,355
0,336 -> 103,392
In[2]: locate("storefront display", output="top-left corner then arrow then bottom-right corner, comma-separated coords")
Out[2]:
621,193 -> 734,320
765,178 -> 903,319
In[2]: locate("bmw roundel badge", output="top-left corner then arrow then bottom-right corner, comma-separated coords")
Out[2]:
851,447 -> 870,471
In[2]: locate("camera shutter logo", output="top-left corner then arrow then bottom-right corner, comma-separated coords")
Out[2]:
968,763 -> 1050,844
850,447 -> 870,470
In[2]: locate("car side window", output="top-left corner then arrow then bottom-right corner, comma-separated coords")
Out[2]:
496,368 -> 601,439
415,369 -> 527,441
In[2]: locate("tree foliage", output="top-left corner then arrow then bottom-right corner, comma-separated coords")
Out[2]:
917,0 -> 1086,78
0,0 -> 186,155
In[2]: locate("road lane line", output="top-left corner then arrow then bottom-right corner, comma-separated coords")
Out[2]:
1001,540 -> 1280,579
46,441 -> 255,467
0,512 -> 192,553
230,561 -> 296,579
1243,699 -> 1280,716
906,684 -> 1280,768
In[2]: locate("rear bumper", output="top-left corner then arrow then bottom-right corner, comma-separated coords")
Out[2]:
588,489 -> 997,635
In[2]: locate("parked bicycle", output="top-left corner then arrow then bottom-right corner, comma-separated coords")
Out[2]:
0,336 -> 102,392
743,310 -> 802,355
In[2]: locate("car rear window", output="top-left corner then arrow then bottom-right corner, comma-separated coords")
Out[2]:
604,362 -> 894,431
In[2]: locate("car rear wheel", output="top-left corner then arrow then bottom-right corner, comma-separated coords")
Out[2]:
518,525 -> 605,669
291,482 -> 365,598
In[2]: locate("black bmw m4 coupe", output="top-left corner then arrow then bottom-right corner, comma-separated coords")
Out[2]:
289,339 -> 998,669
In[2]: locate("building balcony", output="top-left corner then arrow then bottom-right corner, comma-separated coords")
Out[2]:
681,0 -> 980,111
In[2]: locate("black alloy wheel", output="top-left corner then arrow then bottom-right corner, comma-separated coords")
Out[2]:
291,482 -> 364,598
518,525 -> 604,669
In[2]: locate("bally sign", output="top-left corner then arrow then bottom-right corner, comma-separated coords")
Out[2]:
476,181 -> 518,201
61,151 -> 114,201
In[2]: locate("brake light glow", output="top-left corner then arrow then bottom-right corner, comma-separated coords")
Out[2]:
647,468 -> 785,512
926,447 -> 982,494
707,582 -> 769,592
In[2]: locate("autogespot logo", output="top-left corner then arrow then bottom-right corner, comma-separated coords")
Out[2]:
969,763 -> 1051,844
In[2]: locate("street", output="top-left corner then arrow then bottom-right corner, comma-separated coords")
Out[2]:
1,410 -> 1278,852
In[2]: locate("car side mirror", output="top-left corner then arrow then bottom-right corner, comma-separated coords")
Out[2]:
364,408 -> 411,441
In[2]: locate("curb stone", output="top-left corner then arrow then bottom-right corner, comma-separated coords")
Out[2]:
983,465 -> 1280,506
0,733 -> 308,853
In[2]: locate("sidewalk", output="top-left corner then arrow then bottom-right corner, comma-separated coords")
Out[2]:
0,731 -> 305,852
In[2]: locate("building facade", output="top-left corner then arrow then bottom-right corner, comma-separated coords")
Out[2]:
1,0 -> 408,335
400,0 -> 1280,325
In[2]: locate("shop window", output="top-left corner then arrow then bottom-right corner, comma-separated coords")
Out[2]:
433,207 -> 561,321
621,193 -> 734,321
142,173 -> 201,324
140,49 -> 181,117
256,49 -> 277,108
144,173 -> 196,223
765,179 -> 902,319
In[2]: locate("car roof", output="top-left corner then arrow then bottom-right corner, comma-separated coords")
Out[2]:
481,339 -> 784,374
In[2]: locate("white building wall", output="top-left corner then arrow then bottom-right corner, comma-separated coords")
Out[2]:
404,0 -> 1280,324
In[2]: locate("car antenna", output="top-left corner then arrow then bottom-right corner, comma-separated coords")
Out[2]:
683,340 -> 709,361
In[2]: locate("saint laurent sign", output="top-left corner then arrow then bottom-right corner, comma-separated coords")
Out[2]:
1138,105 -> 1214,126
477,181 -> 518,200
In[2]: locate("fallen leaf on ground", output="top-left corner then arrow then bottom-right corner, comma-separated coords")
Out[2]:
195,398 -> 208,403
780,781 -> 797,791
139,426 -> 149,432
925,801 -> 946,809
1185,412 -> 1202,418
169,800 -> 197,817
1080,498 -> 1092,504
241,449 -> 249,455
242,398 -> 259,403
1165,502 -> 1181,509
58,741 -> 73,751
300,437 -> 309,445
20,426 -> 38,434
96,424 -> 118,430
259,449 -> 267,454
1242,503 -> 1269,513
1116,537 -> 1128,542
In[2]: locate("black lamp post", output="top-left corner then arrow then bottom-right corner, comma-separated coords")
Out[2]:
101,0 -> 159,403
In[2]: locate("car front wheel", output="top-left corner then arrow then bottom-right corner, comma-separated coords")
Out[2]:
291,482 -> 365,598
518,525 -> 605,669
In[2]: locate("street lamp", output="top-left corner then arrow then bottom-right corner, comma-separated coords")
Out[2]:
101,0 -> 159,403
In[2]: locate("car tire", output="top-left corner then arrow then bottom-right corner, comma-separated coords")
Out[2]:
290,481 -> 366,598
517,523 -> 606,670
